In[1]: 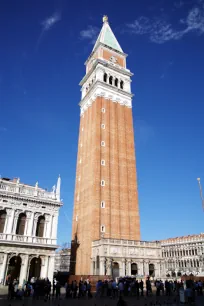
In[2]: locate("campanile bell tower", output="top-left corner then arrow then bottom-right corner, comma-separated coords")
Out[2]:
71,16 -> 141,275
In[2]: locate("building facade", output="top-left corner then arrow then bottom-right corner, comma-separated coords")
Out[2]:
161,234 -> 204,277
71,16 -> 164,278
0,176 -> 62,285
55,248 -> 71,273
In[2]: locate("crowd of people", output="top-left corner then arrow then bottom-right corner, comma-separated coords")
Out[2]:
7,277 -> 61,300
5,275 -> 204,304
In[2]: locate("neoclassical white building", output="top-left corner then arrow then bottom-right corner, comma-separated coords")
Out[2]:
54,248 -> 71,273
0,176 -> 62,286
161,234 -> 204,277
91,238 -> 165,279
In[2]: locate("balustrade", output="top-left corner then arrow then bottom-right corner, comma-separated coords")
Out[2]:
0,233 -> 56,245
0,179 -> 59,202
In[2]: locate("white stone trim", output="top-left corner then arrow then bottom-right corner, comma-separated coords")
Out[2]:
80,83 -> 132,116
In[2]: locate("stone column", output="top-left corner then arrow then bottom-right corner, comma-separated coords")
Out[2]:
121,259 -> 126,276
100,257 -> 105,275
45,215 -> 52,239
40,256 -> 49,279
127,259 -> 131,276
32,213 -> 41,237
12,210 -> 21,234
51,214 -> 59,243
27,212 -> 34,239
0,253 -> 8,284
19,254 -> 29,286
47,256 -> 55,284
6,209 -> 15,236
144,261 -> 149,276
90,259 -> 94,275
107,258 -> 112,276
156,262 -> 161,278
24,212 -> 32,236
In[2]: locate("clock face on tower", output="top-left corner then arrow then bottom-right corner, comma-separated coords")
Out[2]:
109,56 -> 117,63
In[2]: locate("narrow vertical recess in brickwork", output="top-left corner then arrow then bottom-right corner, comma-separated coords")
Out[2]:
108,99 -> 111,238
110,101 -> 120,238
118,104 -> 129,240
101,98 -> 110,238
125,108 -> 141,240
92,97 -> 101,243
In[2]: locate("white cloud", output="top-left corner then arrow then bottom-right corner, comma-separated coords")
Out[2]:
36,11 -> 61,50
126,3 -> 204,43
41,11 -> 61,31
80,25 -> 99,44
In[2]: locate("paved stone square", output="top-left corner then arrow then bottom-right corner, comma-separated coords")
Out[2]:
0,286 -> 204,306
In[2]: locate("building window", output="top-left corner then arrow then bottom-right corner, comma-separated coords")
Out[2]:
101,108 -> 105,113
101,141 -> 105,147
115,78 -> 118,87
101,124 -> 105,129
104,73 -> 107,83
16,213 -> 26,235
0,210 -> 6,233
101,225 -> 105,232
120,80 -> 124,89
78,176 -> 81,181
79,159 -> 82,164
101,201 -> 105,208
82,127 -> 84,132
109,76 -> 113,85
76,215 -> 78,221
101,180 -> 105,186
101,160 -> 105,166
36,216 -> 45,237
80,143 -> 83,147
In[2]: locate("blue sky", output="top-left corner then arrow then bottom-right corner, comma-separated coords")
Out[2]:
0,0 -> 204,246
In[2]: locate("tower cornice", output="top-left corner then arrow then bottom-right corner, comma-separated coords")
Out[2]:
79,81 -> 133,115
80,60 -> 133,87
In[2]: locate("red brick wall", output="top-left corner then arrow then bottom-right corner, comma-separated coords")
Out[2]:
72,98 -> 140,275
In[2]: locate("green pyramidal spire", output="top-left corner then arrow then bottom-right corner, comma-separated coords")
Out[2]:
93,16 -> 123,53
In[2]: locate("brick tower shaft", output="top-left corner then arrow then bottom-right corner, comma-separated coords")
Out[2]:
71,16 -> 140,275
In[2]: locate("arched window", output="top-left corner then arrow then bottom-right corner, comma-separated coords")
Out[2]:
36,216 -> 45,237
131,263 -> 138,275
104,73 -> 107,83
115,78 -> 118,87
0,210 -> 6,233
149,264 -> 155,277
16,213 -> 26,235
120,80 -> 124,89
109,76 -> 113,85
